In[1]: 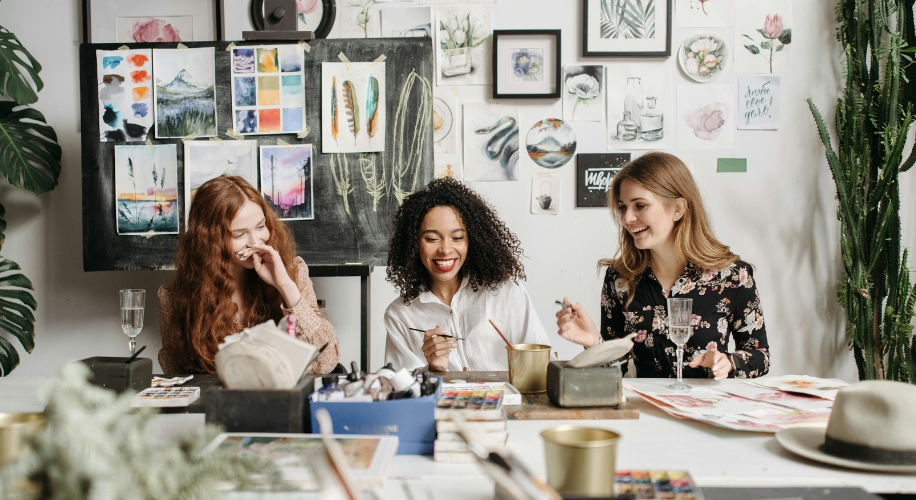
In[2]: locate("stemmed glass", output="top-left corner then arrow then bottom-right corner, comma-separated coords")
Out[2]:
120,289 -> 145,356
667,297 -> 693,390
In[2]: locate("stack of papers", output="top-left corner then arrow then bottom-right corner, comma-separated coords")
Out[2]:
625,375 -> 844,433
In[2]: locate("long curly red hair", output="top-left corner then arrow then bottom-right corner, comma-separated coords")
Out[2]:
164,175 -> 298,373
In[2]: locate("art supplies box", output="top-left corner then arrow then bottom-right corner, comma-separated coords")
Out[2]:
308,377 -> 442,455
131,386 -> 200,407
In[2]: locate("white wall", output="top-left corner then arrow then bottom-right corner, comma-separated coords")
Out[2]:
2,0 -> 905,381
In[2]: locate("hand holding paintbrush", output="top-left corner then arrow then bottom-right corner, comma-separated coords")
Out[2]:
555,297 -> 603,348
414,326 -> 458,371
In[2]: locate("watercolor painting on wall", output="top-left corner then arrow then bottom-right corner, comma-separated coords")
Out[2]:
433,93 -> 458,154
738,75 -> 780,129
153,47 -> 217,138
340,0 -> 382,37
463,103 -> 519,181
677,85 -> 734,150
97,49 -> 153,142
116,16 -> 191,43
259,145 -> 314,221
584,0 -> 671,56
381,6 -> 432,37
734,0 -> 792,74
676,0 -> 732,28
296,0 -> 325,31
183,140 -> 258,222
231,45 -> 306,135
531,175 -> 560,215
576,153 -> 631,207
321,62 -> 386,153
115,144 -> 178,235
606,62 -> 672,150
526,118 -> 577,169
435,160 -> 463,180
563,65 -> 604,122
435,6 -> 492,86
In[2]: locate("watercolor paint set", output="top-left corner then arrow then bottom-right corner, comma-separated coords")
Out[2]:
614,470 -> 703,500
435,389 -> 504,420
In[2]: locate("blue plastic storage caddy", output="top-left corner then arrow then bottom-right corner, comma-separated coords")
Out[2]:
309,377 -> 441,455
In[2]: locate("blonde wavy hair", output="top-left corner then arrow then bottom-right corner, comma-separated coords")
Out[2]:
600,152 -> 739,308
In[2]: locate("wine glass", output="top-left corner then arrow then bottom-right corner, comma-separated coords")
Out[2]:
120,289 -> 145,356
667,297 -> 693,390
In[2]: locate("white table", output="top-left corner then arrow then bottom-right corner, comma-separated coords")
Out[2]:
2,377 -> 913,498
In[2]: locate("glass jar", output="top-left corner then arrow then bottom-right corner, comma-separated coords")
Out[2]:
616,111 -> 638,141
639,96 -> 664,141
442,47 -> 472,77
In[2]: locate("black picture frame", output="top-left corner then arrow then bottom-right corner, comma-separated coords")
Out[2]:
576,153 -> 630,207
492,29 -> 562,100
582,0 -> 672,57
81,0 -> 223,43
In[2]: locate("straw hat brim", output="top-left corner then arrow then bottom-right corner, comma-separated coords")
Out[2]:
775,427 -> 916,474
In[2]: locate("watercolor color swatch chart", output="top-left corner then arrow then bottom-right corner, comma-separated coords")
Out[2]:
231,45 -> 307,135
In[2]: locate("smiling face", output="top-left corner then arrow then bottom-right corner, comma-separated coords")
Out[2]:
230,200 -> 270,269
617,179 -> 684,253
418,205 -> 468,288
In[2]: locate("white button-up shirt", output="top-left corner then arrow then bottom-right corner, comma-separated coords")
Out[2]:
384,278 -> 550,371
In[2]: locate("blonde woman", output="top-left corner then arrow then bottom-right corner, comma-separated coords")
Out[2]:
556,153 -> 770,379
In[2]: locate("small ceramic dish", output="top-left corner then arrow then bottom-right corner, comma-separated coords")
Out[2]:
678,33 -> 729,83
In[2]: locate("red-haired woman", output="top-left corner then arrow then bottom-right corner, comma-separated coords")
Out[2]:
158,176 -> 339,374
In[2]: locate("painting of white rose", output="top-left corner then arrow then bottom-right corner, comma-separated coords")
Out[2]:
563,65 -> 604,122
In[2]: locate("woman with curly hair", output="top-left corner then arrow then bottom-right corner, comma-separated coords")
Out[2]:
158,176 -> 339,374
385,177 -> 549,371
556,153 -> 770,379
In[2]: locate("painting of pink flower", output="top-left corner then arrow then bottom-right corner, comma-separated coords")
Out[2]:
762,14 -> 783,39
297,0 -> 319,26
684,102 -> 728,140
131,19 -> 181,43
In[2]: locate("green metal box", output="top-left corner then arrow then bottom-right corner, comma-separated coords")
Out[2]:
546,361 -> 623,407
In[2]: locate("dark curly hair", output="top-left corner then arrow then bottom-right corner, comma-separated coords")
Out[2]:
386,177 -> 526,303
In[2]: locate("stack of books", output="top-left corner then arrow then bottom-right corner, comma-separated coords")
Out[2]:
433,386 -> 507,463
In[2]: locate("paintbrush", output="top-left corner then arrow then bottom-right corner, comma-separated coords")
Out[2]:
408,327 -> 466,341
125,345 -> 146,363
488,319 -> 512,348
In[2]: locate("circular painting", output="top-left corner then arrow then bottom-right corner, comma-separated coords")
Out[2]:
526,118 -> 577,169
678,33 -> 729,83
432,96 -> 454,144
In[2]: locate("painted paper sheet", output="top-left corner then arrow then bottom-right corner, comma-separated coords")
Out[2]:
463,103 -> 519,181
606,62 -> 672,150
420,0 -> 494,3
563,65 -> 604,122
734,0 -> 792,74
231,45 -> 306,135
576,153 -> 630,207
183,140 -> 259,222
116,16 -> 192,43
114,144 -> 178,235
97,49 -> 153,142
260,145 -> 314,221
738,75 -> 780,129
531,175 -> 560,215
296,0 -> 325,31
677,85 -> 734,150
746,375 -> 848,401
526,118 -> 577,169
676,0 -> 732,27
433,92 -> 458,154
435,6 -> 492,86
380,6 -> 432,37
435,160 -> 463,180
339,1 -> 382,38
321,62 -> 386,153
153,47 -> 217,138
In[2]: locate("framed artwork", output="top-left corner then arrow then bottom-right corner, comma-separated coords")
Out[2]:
576,153 -> 630,207
492,30 -> 561,99
82,0 -> 222,43
583,0 -> 672,57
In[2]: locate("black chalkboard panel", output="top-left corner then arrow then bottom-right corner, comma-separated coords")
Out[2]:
80,39 -> 434,271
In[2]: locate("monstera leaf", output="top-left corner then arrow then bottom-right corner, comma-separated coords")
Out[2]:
0,100 -> 61,195
0,26 -> 43,105
0,205 -> 36,377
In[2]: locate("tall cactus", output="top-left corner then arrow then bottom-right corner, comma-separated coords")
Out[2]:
808,0 -> 916,382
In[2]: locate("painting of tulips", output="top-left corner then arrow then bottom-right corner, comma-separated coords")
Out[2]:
734,0 -> 792,73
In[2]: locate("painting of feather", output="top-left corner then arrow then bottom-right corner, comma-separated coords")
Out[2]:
322,62 -> 386,153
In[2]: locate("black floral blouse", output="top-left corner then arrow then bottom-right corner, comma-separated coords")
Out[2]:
601,261 -> 770,379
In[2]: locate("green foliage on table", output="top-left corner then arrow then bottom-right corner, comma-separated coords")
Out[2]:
0,24 -> 62,376
808,0 -> 916,382
0,363 -> 290,499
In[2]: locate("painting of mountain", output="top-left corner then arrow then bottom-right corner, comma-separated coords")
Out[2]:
114,144 -> 179,235
153,47 -> 218,138
526,118 -> 577,169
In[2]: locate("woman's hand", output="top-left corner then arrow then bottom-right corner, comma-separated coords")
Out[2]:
688,344 -> 732,380
422,326 -> 456,372
556,298 -> 602,348
238,244 -> 301,306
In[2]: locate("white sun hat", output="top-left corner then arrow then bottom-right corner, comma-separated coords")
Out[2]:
775,380 -> 916,473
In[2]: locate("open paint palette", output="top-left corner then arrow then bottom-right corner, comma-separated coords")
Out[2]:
615,470 -> 703,500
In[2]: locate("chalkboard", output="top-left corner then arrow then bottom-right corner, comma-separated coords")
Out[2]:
80,38 -> 434,271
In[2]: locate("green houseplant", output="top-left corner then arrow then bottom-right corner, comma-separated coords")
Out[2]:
808,0 -> 916,381
0,25 -> 62,375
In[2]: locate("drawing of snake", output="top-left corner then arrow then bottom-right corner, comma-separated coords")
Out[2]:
475,116 -> 519,178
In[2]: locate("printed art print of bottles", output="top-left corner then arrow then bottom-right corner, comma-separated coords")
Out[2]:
615,76 -> 664,142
